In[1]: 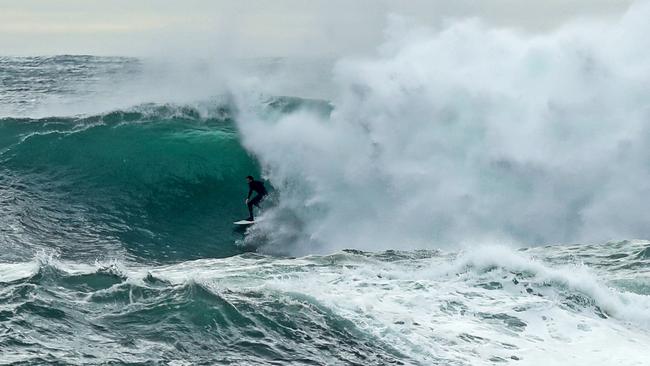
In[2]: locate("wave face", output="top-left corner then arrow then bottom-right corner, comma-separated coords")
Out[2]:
0,104 -> 261,263
237,2 -> 650,254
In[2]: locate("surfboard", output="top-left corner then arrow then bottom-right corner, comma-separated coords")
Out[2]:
233,220 -> 255,225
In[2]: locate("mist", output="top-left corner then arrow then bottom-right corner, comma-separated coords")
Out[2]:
0,0 -> 635,57
236,1 -> 650,254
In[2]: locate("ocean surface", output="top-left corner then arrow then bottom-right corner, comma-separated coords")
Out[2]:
2,21 -> 650,365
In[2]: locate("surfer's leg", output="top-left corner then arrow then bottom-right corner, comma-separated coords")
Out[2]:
247,200 -> 254,220
247,195 -> 263,220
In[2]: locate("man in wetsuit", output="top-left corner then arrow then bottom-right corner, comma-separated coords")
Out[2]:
245,175 -> 267,221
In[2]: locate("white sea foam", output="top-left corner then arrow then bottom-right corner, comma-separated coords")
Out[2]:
235,1 -> 650,255
146,245 -> 650,365
0,261 -> 39,283
3,242 -> 647,365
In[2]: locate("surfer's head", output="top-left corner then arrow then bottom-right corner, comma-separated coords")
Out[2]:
246,175 -> 254,183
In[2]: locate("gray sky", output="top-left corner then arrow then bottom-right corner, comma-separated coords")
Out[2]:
0,0 -> 636,57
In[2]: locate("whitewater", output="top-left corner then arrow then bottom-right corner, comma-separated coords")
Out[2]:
2,2 -> 650,365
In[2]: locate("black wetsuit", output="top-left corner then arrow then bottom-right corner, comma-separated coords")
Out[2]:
247,180 -> 267,220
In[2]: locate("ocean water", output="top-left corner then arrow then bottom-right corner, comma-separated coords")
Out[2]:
3,6 -> 650,364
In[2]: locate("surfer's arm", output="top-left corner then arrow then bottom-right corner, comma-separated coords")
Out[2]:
247,187 -> 253,199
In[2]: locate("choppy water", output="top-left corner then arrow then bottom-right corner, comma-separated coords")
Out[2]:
2,241 -> 650,365
2,12 -> 650,364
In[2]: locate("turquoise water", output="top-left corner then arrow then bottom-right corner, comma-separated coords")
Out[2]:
1,55 -> 650,365
1,105 -> 259,263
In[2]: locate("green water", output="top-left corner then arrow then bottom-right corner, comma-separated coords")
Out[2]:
1,105 -> 260,263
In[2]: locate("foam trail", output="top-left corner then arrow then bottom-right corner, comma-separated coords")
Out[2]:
236,1 -> 650,254
142,244 -> 650,365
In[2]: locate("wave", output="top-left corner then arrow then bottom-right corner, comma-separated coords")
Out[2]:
0,254 -> 408,365
235,1 -> 650,255
0,103 -> 263,263
1,242 -> 649,365
4,5 -> 650,258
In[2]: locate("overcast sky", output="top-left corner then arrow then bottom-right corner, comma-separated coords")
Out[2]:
0,0 -> 636,57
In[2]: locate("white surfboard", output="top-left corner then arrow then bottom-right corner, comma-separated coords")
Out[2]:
233,220 -> 255,225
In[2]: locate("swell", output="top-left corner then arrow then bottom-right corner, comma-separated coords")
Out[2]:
0,103 -> 261,263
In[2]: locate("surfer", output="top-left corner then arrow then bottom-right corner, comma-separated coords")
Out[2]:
245,175 -> 267,221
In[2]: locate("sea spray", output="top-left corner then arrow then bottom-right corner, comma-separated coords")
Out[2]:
2,5 -> 650,364
236,2 -> 650,254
